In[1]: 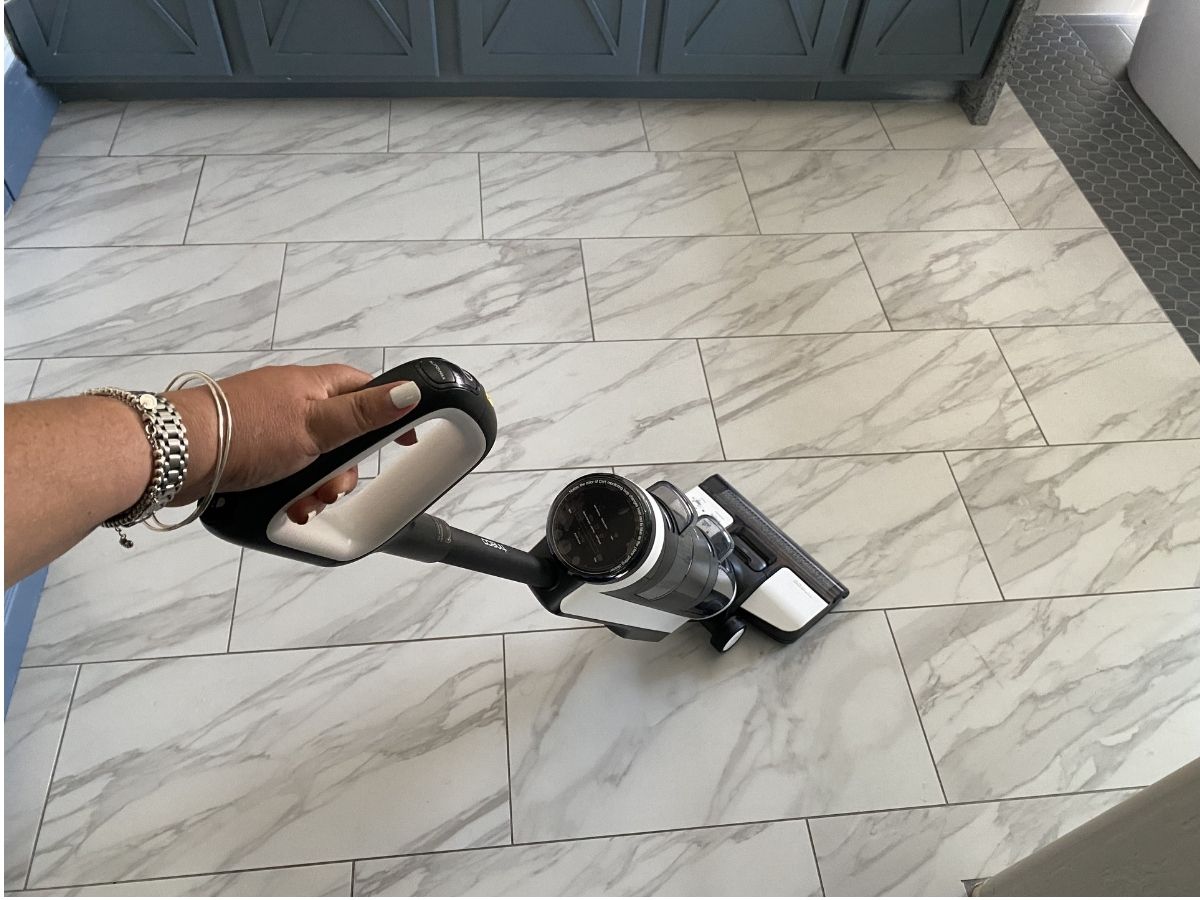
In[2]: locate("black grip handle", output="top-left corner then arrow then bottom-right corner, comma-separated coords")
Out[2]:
201,357 -> 497,567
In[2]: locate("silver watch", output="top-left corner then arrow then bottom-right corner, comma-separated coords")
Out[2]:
86,389 -> 189,542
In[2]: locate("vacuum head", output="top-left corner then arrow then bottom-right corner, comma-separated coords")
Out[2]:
528,473 -> 849,652
690,475 -> 848,648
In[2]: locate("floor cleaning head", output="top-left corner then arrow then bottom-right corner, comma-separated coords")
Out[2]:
202,357 -> 848,651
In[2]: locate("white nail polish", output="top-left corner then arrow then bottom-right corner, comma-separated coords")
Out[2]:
389,381 -> 421,410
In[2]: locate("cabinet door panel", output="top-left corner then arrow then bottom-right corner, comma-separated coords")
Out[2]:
458,0 -> 647,76
5,0 -> 231,77
845,0 -> 1012,77
659,0 -> 853,76
233,0 -> 438,76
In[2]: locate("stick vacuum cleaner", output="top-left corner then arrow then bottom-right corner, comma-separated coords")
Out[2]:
201,358 -> 848,651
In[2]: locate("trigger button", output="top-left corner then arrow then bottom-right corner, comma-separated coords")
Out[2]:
419,359 -> 456,386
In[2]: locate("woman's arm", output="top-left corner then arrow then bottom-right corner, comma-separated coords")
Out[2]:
4,364 -> 419,586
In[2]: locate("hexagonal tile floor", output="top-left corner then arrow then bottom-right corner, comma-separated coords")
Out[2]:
1009,17 -> 1200,358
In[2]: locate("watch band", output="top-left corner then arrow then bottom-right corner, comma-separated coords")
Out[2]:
85,389 -> 189,538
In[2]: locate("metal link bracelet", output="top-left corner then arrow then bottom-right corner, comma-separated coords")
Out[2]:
147,371 -> 233,535
85,388 -> 189,548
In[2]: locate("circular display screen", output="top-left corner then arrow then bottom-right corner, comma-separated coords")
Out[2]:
547,475 -> 652,579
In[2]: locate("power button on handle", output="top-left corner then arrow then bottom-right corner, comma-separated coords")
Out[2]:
419,359 -> 457,386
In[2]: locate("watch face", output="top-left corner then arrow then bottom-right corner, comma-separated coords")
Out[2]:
547,475 -> 652,580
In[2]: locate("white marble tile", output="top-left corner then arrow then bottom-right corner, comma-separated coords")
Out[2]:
810,790 -> 1134,896
504,617 -> 943,843
978,148 -> 1103,229
389,98 -> 647,151
948,441 -> 1200,597
112,99 -> 389,155
618,455 -> 1000,611
891,591 -> 1200,801
39,101 -> 125,156
187,154 -> 480,243
25,527 -> 241,666
994,324 -> 1200,443
356,820 -> 821,897
5,359 -> 41,402
701,331 -> 1042,458
32,348 -> 384,478
4,246 -> 283,357
384,342 -> 722,470
274,241 -> 590,348
231,469 -> 585,651
4,667 -> 78,890
855,229 -> 1166,328
584,235 -> 888,339
875,87 -> 1049,150
6,156 -> 203,248
479,152 -> 757,238
738,149 -> 1017,233
641,99 -> 889,151
18,863 -> 350,896
28,639 -> 510,886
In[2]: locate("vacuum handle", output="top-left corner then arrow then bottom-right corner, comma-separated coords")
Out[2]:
200,357 -> 497,567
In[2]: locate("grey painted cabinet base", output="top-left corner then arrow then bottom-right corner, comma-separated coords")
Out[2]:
7,0 -> 1017,101
233,0 -> 439,77
6,0 -> 231,77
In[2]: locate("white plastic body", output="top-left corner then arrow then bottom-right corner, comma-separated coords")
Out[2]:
1128,0 -> 1200,164
266,409 -> 487,562
557,483 -> 692,635
740,568 -> 829,634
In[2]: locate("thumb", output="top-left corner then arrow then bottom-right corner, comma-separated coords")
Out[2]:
308,381 -> 421,454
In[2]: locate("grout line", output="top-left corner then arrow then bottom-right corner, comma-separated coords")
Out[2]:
805,819 -> 828,897
850,232 -> 894,331
24,784 -> 1143,894
17,624 -> 602,670
475,153 -> 485,240
27,359 -> 45,401
6,226 -> 1116,253
23,665 -> 82,891
884,610 -> 949,806
578,239 -> 598,342
987,327 -> 1050,446
9,319 -> 1183,366
349,859 -> 356,897
225,550 -> 245,653
180,155 -> 207,246
732,152 -> 764,235
870,101 -> 896,150
941,450 -> 1009,602
105,102 -> 129,157
21,319 -> 1180,365
269,243 -> 288,349
973,148 -> 1023,230
694,339 -> 728,462
385,97 -> 393,152
635,100 -> 651,151
501,637 -> 516,846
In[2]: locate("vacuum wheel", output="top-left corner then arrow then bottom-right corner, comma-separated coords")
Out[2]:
704,615 -> 747,653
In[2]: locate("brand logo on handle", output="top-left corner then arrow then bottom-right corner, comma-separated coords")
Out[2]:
481,538 -> 508,553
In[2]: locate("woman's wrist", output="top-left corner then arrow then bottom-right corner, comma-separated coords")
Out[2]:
165,387 -> 219,506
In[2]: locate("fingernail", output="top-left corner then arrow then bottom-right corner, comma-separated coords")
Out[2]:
389,381 -> 421,410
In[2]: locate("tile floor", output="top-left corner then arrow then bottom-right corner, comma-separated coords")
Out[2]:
4,89 -> 1200,897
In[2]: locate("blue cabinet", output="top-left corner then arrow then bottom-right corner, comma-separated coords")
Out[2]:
233,0 -> 439,77
845,0 -> 1012,77
5,0 -> 231,77
659,0 -> 853,76
458,0 -> 647,76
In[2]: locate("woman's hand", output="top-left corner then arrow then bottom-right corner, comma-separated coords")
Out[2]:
167,364 -> 419,524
